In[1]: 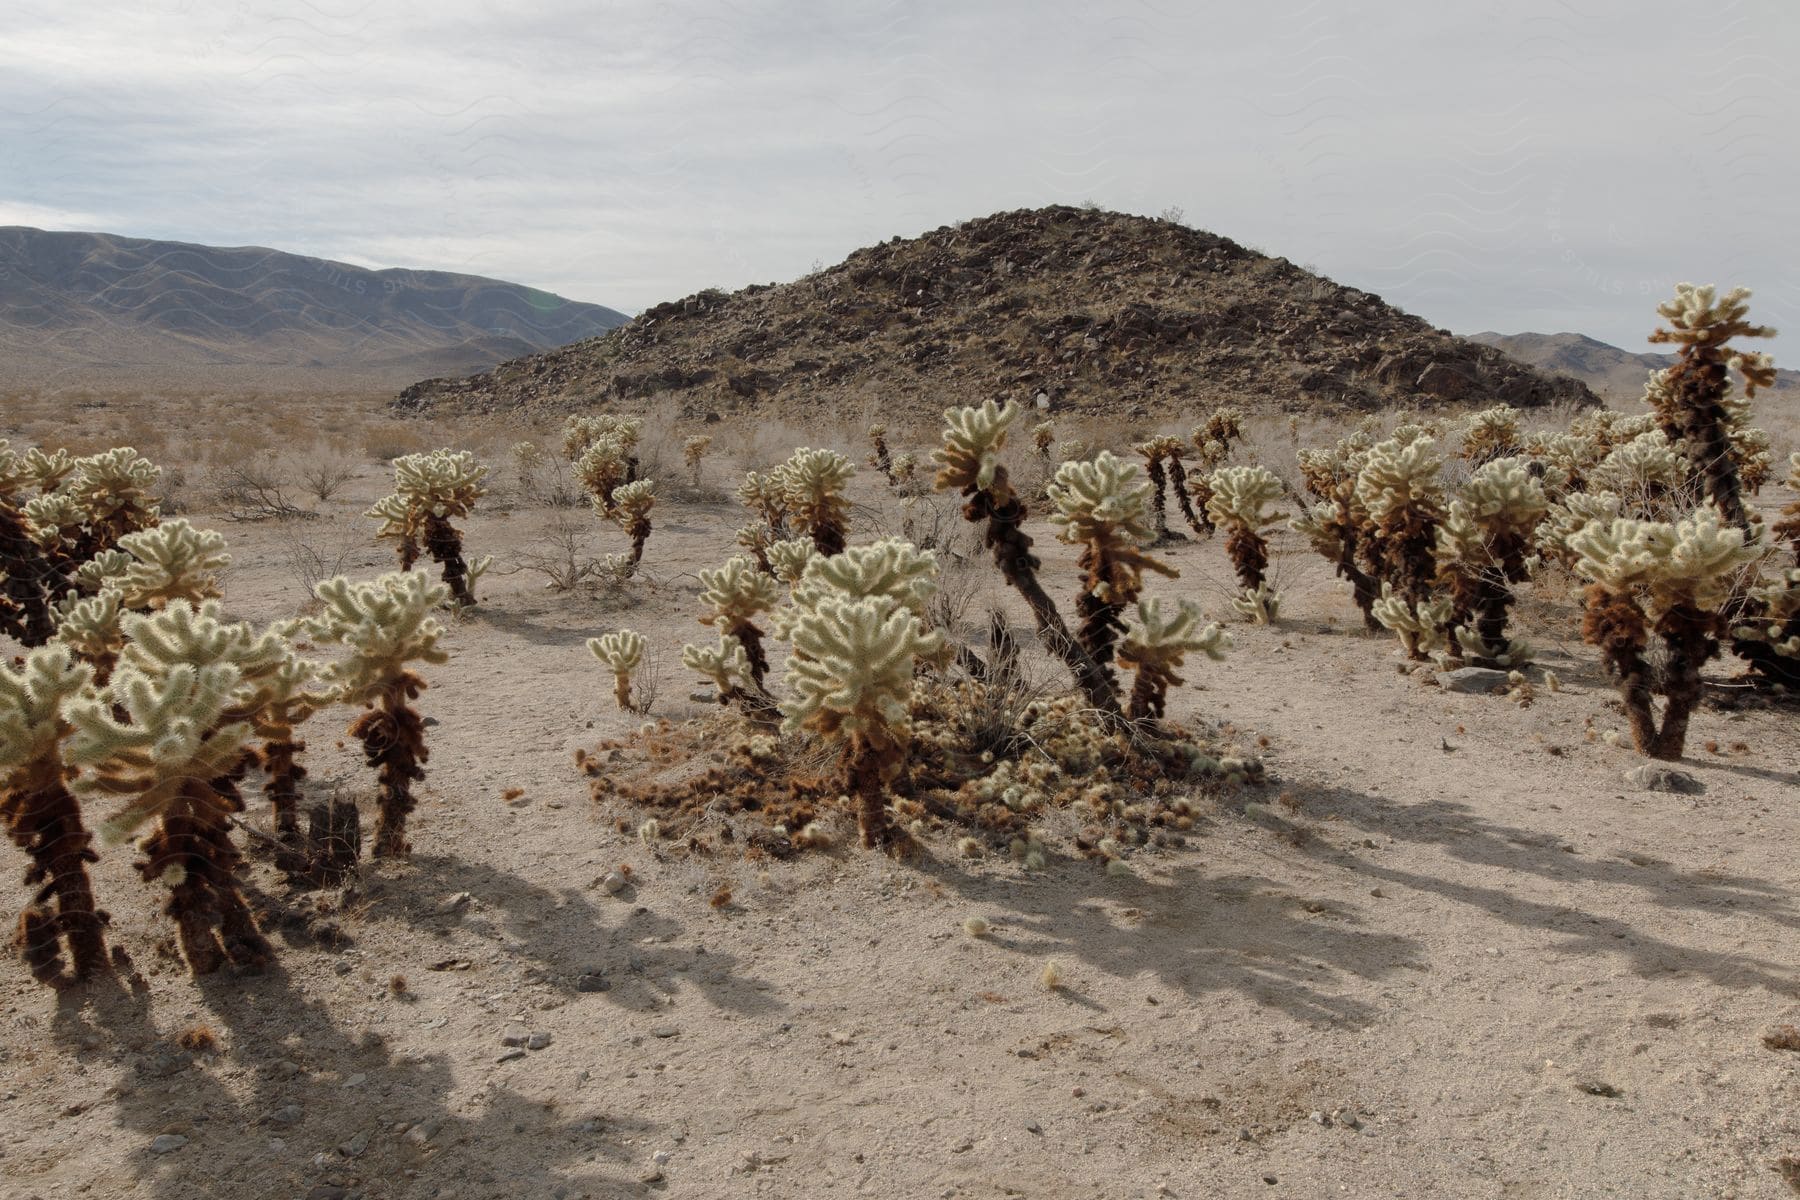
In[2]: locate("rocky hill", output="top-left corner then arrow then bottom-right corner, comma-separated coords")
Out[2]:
1471,330 -> 1799,407
0,227 -> 626,389
394,206 -> 1596,425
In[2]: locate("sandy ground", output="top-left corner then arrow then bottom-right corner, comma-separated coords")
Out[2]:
3,450 -> 1799,1200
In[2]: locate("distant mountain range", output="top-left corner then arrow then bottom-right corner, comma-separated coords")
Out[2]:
0,228 -> 626,390
1469,330 -> 1798,406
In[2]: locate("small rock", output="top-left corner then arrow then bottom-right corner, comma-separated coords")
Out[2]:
402,1120 -> 441,1148
1435,667 -> 1510,694
527,1032 -> 553,1051
500,1024 -> 531,1047
1309,1110 -> 1329,1126
652,1150 -> 672,1165
435,892 -> 473,915
688,689 -> 718,704
150,1134 -> 188,1154
1023,1120 -> 1042,1134
338,1131 -> 370,1158
496,1049 -> 526,1063
639,1167 -> 665,1184
1622,764 -> 1704,794
266,1105 -> 304,1127
576,973 -> 611,993
651,1026 -> 679,1039
597,873 -> 628,896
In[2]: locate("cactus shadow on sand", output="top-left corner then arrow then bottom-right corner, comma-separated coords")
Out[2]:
44,956 -> 657,1200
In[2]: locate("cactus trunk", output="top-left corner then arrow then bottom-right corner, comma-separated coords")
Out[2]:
1648,604 -> 1719,760
6,764 -> 109,986
1582,585 -> 1660,755
1145,457 -> 1171,541
258,735 -> 307,840
963,486 -> 1121,715
0,508 -> 57,646
424,514 -> 476,607
139,775 -> 269,975
1224,527 -> 1268,594
1659,356 -> 1748,531
349,673 -> 429,858
846,732 -> 904,851
1166,457 -> 1208,538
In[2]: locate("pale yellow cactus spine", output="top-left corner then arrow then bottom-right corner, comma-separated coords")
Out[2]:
588,629 -> 647,712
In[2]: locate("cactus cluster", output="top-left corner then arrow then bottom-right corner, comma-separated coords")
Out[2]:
1205,465 -> 1286,623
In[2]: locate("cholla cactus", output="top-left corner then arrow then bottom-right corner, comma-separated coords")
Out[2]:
1371,585 -> 1455,660
371,449 -> 491,607
1537,490 -> 1623,569
60,447 -> 162,556
1192,407 -> 1243,467
736,470 -> 789,533
1048,451 -> 1178,670
576,436 -> 633,516
791,538 -> 939,619
1205,465 -> 1287,624
1459,405 -> 1522,465
1645,284 -> 1776,530
306,572 -> 449,856
1355,436 -> 1447,660
1133,436 -> 1187,542
1589,430 -> 1684,505
1,646 -> 109,986
105,518 -> 230,610
66,601 -> 287,974
1116,598 -> 1228,721
1775,452 -> 1800,558
1293,435 -> 1379,628
867,423 -> 896,484
588,629 -> 647,712
681,634 -> 755,705
54,591 -> 126,681
1732,452 -> 1800,689
781,592 -> 943,850
564,414 -> 643,462
934,400 -> 1119,713
1435,458 -> 1547,667
610,478 -> 656,567
767,537 -> 817,587
696,555 -> 782,690
892,452 -> 918,486
1571,507 -> 1762,758
0,441 -> 59,645
683,435 -> 712,488
245,644 -> 326,842
774,448 -> 855,556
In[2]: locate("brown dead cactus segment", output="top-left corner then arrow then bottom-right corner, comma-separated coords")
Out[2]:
933,400 -> 1120,714
348,675 -> 429,857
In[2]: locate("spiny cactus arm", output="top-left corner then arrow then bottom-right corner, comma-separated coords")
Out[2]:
305,573 -> 450,701
110,518 -> 231,609
933,399 -> 1022,493
774,448 -> 855,554
110,599 -> 288,687
64,448 -> 162,540
780,595 -> 941,740
1204,465 -> 1287,532
71,549 -> 131,595
766,538 -> 817,586
53,590 -> 125,672
588,629 -> 646,710
1650,283 -> 1776,351
698,555 -> 783,626
793,538 -> 939,618
0,645 -> 94,782
393,449 -> 488,519
1354,436 -> 1445,525
681,633 -> 753,698
1372,584 -> 1454,660
1046,452 -> 1159,550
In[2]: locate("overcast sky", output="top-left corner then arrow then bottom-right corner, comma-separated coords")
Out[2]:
4,1 -> 1796,349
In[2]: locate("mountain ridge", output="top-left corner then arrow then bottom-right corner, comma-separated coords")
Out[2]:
392,205 -> 1598,425
1469,329 -> 1799,406
0,227 -> 627,389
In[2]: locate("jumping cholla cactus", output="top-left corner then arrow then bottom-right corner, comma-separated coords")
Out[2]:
696,555 -> 783,690
1048,451 -> 1178,672
1133,436 -> 1187,542
737,470 -> 789,534
1293,434 -> 1380,629
58,447 -> 162,558
774,448 -> 855,556
370,449 -> 491,607
103,518 -> 231,610
1589,430 -> 1684,506
1458,405 -> 1523,465
781,584 -> 943,850
588,629 -> 647,712
610,478 -> 656,567
891,452 -> 918,486
1570,507 -> 1762,759
1536,490 -> 1624,570
683,435 -> 712,488
54,590 -> 126,681
66,601 -> 287,975
576,436 -> 633,516
766,537 -> 818,587
1,645 -> 109,986
306,572 -> 450,857
867,423 -> 896,484
1644,283 -> 1776,530
247,642 -> 326,843
681,635 -> 756,706
790,537 -> 939,619
1435,458 -> 1547,667
1116,598 -> 1228,721
1733,451 -> 1800,689
1356,436 -> 1448,660
1205,465 -> 1287,623
934,400 -> 1119,713
564,414 -> 644,463
0,441 -> 60,645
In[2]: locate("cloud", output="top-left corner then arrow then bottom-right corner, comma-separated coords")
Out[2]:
3,0 -> 1798,349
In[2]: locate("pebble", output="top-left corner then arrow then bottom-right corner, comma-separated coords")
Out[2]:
267,1105 -> 305,1127
500,1025 -> 531,1047
527,1032 -> 553,1051
1023,1120 -> 1042,1134
1435,666 -> 1510,694
338,1131 -> 370,1158
496,1049 -> 526,1063
435,892 -> 473,915
575,973 -> 611,993
652,1151 -> 672,1165
150,1134 -> 188,1154
1309,1111 -> 1328,1126
1622,764 -> 1704,794
402,1120 -> 441,1148
651,1026 -> 680,1039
